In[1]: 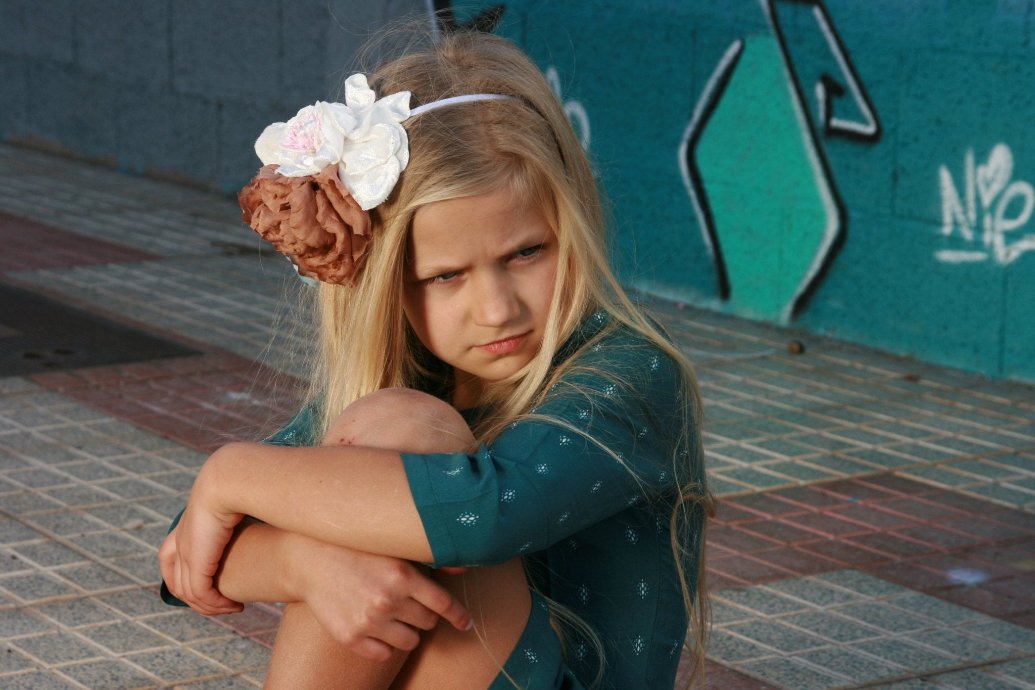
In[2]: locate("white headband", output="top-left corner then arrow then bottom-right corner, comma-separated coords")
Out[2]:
410,93 -> 512,118
254,75 -> 512,210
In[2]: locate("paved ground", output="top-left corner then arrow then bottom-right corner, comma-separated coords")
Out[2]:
0,142 -> 1033,689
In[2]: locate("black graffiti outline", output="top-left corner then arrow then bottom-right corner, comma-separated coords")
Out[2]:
678,39 -> 743,300
790,0 -> 881,141
681,0 -> 879,318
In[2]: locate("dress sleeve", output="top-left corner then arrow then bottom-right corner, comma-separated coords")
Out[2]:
262,403 -> 320,447
401,334 -> 690,567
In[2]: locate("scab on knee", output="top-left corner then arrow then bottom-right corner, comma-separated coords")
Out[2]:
323,388 -> 476,454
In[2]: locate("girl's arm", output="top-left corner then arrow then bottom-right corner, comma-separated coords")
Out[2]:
161,517 -> 473,660
200,441 -> 430,555
171,339 -> 687,609
166,441 -> 435,614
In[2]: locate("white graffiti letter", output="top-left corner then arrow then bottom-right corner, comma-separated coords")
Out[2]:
936,143 -> 1035,266
939,149 -> 975,241
994,180 -> 1035,264
546,66 -> 591,150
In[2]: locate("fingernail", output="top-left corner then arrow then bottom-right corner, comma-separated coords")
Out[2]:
464,618 -> 474,631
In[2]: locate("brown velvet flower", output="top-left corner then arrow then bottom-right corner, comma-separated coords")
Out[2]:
238,164 -> 372,285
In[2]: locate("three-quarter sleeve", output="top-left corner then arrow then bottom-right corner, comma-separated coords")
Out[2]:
401,332 -> 688,567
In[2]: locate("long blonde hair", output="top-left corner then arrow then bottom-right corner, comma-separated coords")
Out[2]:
306,30 -> 712,687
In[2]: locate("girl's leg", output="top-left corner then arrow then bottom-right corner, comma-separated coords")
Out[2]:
266,602 -> 407,689
392,560 -> 530,689
265,389 -> 530,690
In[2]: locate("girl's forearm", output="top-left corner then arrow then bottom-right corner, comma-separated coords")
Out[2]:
202,442 -> 434,563
214,520 -> 300,603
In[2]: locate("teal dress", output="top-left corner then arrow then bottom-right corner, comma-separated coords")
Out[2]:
163,312 -> 705,689
398,311 -> 705,689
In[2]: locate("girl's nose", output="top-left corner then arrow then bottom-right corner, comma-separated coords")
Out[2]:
472,270 -> 521,326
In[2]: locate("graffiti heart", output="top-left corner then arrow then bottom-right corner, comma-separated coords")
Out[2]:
938,143 -> 1035,266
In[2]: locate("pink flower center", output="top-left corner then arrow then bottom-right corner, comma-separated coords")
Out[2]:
282,111 -> 321,153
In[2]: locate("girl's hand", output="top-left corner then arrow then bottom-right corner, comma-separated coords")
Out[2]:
158,522 -> 242,615
158,457 -> 245,615
289,534 -> 473,661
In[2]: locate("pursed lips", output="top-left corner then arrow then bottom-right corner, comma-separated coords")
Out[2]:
476,331 -> 531,355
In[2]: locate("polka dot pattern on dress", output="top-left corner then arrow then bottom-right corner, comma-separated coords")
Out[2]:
456,512 -> 479,526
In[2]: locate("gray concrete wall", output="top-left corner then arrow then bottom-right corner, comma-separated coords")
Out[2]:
0,0 -> 431,191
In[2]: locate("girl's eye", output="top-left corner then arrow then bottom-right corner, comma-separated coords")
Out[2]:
427,271 -> 459,285
513,244 -> 545,260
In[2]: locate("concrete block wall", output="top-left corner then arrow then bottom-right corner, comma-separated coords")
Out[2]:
0,0 -> 429,190
472,0 -> 1035,382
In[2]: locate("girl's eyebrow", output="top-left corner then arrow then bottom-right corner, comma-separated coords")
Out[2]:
410,258 -> 466,280
498,227 -> 550,253
410,229 -> 549,278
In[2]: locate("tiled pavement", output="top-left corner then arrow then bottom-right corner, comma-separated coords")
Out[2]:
0,143 -> 1033,689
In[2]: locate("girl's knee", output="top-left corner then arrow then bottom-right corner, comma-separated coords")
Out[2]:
323,388 -> 475,454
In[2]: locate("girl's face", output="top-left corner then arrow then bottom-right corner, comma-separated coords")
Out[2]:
403,186 -> 558,408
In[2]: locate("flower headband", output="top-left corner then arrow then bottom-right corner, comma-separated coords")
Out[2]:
238,74 -> 510,285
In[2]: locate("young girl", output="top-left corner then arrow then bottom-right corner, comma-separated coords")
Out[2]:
159,29 -> 711,689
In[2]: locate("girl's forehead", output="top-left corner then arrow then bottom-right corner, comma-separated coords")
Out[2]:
407,189 -> 554,263
414,189 -> 548,238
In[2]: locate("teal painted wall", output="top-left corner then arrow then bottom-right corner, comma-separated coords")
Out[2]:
466,0 -> 1035,382
2,1 -> 1031,381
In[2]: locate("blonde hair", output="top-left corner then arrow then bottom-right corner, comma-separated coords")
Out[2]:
305,29 -> 712,688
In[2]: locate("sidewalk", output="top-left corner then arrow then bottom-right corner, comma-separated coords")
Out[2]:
0,142 -> 1033,689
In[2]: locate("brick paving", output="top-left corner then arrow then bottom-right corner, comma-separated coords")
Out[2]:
30,355 -> 302,455
1,143 -> 1034,688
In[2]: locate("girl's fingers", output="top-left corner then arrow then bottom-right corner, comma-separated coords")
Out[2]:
166,539 -> 239,615
437,566 -> 468,575
396,599 -> 442,631
410,576 -> 472,632
185,572 -> 241,615
374,621 -> 423,653
351,637 -> 397,663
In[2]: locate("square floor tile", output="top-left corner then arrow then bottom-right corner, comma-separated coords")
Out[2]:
13,631 -> 104,665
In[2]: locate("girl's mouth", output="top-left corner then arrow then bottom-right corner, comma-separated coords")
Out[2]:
478,332 -> 529,355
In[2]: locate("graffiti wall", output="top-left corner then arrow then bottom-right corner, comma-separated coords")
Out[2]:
2,1 -> 1031,380
454,0 -> 1035,381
